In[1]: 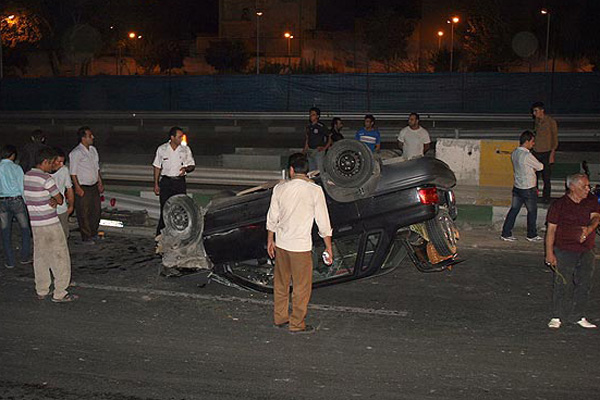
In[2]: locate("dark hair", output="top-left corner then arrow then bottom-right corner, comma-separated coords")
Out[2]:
409,112 -> 420,121
531,101 -> 544,111
331,117 -> 342,130
169,126 -> 184,138
53,146 -> 66,159
77,126 -> 91,142
309,107 -> 321,117
1,144 -> 17,159
364,114 -> 376,122
31,129 -> 47,144
35,146 -> 58,166
519,130 -> 535,144
288,153 -> 309,174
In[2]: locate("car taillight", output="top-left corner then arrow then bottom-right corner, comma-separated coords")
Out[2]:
418,187 -> 439,205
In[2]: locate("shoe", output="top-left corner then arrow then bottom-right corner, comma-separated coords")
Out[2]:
500,236 -> 517,241
526,236 -> 544,242
289,325 -> 316,334
20,258 -> 33,265
548,318 -> 561,329
575,318 -> 597,329
51,294 -> 79,303
274,322 -> 289,329
5,264 -> 15,269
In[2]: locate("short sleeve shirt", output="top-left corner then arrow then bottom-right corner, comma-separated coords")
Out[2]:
355,128 -> 381,152
24,168 -> 60,226
69,143 -> 100,185
306,122 -> 329,149
51,165 -> 73,215
546,194 -> 600,252
152,142 -> 195,177
398,126 -> 431,160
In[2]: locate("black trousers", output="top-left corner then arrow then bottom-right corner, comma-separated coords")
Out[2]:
532,150 -> 552,200
157,176 -> 187,235
74,184 -> 101,241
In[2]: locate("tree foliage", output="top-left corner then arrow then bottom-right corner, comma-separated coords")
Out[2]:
205,39 -> 250,73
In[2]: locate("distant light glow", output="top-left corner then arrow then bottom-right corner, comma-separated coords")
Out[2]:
541,9 -> 548,14
128,32 -> 136,39
182,134 -> 188,146
452,16 -> 460,23
437,31 -> 444,37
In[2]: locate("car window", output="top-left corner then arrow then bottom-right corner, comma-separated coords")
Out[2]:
360,232 -> 381,271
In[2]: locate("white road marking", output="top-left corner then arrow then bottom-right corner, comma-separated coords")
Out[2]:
11,277 -> 408,317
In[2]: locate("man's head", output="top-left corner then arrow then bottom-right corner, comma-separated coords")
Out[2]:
408,112 -> 420,129
51,147 -> 66,173
35,146 -> 59,172
288,152 -> 309,176
331,117 -> 343,131
169,126 -> 185,146
566,173 -> 591,200
364,114 -> 375,130
31,129 -> 47,144
519,130 -> 535,149
309,107 -> 321,124
77,126 -> 94,146
1,145 -> 17,160
531,102 -> 545,119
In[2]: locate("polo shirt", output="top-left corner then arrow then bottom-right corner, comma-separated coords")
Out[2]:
355,128 -> 381,152
547,194 -> 600,252
24,168 -> 60,226
0,159 -> 24,197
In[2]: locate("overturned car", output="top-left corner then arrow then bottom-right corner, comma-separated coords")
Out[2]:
158,139 -> 460,291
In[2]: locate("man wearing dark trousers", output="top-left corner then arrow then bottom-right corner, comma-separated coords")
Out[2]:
69,127 -> 103,244
531,102 -> 558,203
153,126 -> 196,236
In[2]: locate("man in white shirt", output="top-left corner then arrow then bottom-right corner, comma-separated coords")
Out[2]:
266,153 -> 333,334
397,112 -> 431,160
501,130 -> 544,242
69,127 -> 103,244
153,126 -> 196,235
51,148 -> 74,239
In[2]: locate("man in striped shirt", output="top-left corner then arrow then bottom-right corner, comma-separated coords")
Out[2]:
24,146 -> 76,303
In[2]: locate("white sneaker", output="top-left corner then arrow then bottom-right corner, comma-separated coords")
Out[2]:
576,318 -> 597,329
526,236 -> 544,242
548,318 -> 561,329
500,236 -> 517,241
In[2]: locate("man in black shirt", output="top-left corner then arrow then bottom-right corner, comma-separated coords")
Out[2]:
330,117 -> 344,143
303,107 -> 331,171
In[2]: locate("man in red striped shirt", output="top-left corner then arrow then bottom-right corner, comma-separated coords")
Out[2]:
24,147 -> 76,303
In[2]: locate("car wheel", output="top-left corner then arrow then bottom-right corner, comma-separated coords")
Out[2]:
323,139 -> 374,188
163,195 -> 202,246
425,208 -> 458,257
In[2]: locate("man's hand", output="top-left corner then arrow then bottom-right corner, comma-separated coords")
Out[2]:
67,205 -> 74,215
75,186 -> 85,197
49,198 -> 58,208
98,181 -> 104,194
179,167 -> 187,176
549,150 -> 556,164
154,183 -> 160,196
267,239 -> 276,259
323,247 -> 333,263
545,252 -> 557,267
580,226 -> 591,243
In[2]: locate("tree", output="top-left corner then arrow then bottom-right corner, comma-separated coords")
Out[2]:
361,7 -> 417,73
1,7 -> 46,75
205,39 -> 249,73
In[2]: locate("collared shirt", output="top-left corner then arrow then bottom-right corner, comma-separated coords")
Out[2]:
355,128 -> 381,152
51,165 -> 73,215
266,177 -> 333,252
152,142 -> 195,177
24,168 -> 60,226
533,115 -> 558,153
0,159 -> 24,197
397,126 -> 431,160
512,146 -> 544,189
306,122 -> 329,149
69,143 -> 100,185
547,193 -> 600,252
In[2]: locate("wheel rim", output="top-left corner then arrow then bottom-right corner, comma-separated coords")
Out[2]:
439,213 -> 457,249
168,204 -> 190,232
335,150 -> 363,178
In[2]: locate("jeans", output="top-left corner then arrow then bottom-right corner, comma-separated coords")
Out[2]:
532,151 -> 552,200
501,187 -> 538,238
306,148 -> 324,172
552,248 -> 595,322
0,197 -> 32,266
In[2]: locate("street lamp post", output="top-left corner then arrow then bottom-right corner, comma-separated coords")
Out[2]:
541,9 -> 550,72
284,32 -> 293,66
437,30 -> 444,51
448,16 -> 459,72
256,11 -> 262,74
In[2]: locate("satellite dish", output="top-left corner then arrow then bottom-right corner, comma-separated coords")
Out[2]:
512,31 -> 539,58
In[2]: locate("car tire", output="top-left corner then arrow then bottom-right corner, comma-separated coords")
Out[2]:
163,195 -> 202,246
425,208 -> 458,257
322,139 -> 375,188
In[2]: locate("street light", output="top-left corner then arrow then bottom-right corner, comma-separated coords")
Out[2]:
541,9 -> 550,72
284,32 -> 293,65
128,32 -> 136,39
256,11 -> 263,74
447,16 -> 460,72
437,30 -> 444,51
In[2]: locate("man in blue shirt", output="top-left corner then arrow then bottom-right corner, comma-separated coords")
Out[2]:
355,114 -> 381,152
0,145 -> 32,268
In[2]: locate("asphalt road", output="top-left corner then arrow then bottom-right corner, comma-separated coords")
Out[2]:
1,229 -> 599,400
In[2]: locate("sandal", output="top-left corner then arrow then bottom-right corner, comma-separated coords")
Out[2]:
51,294 -> 79,303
